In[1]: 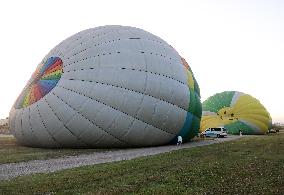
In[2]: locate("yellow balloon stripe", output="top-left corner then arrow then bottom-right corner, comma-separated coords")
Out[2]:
22,87 -> 32,108
41,69 -> 63,80
200,115 -> 225,131
182,58 -> 195,90
234,95 -> 270,130
186,69 -> 195,90
239,114 -> 270,122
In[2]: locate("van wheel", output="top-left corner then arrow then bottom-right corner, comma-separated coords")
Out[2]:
217,134 -> 220,138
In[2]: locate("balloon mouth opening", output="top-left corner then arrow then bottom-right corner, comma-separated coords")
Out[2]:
14,57 -> 63,109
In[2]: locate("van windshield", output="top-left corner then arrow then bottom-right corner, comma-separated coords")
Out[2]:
212,128 -> 221,131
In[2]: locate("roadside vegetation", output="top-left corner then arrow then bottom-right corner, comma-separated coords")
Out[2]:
0,130 -> 283,194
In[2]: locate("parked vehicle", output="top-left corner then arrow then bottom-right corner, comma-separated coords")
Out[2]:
202,127 -> 228,138
268,129 -> 277,133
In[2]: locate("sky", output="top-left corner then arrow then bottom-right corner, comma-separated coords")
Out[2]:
0,0 -> 283,123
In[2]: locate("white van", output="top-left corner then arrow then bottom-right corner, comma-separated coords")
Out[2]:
202,127 -> 228,138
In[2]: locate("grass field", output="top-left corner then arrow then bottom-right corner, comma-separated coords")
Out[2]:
0,131 -> 283,194
0,136 -> 110,164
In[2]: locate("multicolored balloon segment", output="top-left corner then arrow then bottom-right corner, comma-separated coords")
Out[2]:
201,91 -> 271,135
16,57 -> 63,108
176,58 -> 201,141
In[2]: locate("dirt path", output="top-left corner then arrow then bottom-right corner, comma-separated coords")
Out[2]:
0,136 -> 241,180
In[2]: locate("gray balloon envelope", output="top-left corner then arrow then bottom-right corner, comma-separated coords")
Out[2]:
9,25 -> 201,148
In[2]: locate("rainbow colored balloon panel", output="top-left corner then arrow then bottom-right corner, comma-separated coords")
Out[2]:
17,57 -> 63,108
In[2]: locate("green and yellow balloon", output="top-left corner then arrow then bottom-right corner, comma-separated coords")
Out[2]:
201,91 -> 271,135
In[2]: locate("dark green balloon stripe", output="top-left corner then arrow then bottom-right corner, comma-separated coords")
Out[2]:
193,77 -> 200,97
202,91 -> 235,113
195,97 -> 202,119
187,90 -> 196,114
185,89 -> 202,140
184,115 -> 200,141
188,89 -> 201,117
225,121 -> 254,135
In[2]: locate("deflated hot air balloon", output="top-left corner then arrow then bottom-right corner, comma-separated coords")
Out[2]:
201,91 -> 271,135
9,25 -> 201,148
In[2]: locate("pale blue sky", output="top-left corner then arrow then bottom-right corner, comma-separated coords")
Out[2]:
0,0 -> 283,123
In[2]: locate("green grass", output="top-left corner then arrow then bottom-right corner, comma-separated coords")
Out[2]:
1,131 -> 283,194
0,136 -> 109,164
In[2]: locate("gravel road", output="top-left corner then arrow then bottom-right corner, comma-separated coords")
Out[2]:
0,136 -> 241,180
